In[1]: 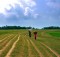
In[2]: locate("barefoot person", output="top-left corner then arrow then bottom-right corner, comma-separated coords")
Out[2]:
34,32 -> 37,40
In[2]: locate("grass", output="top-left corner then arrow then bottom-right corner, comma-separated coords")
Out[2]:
37,30 -> 60,54
0,34 -> 14,49
47,31 -> 60,37
0,35 -> 18,57
0,29 -> 60,57
11,35 -> 23,57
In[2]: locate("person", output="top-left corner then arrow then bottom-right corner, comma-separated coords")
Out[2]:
28,29 -> 32,37
34,32 -> 37,40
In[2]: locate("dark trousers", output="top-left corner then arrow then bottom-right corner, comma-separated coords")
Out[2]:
29,31 -> 31,37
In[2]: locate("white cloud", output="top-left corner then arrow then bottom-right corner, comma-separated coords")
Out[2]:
0,0 -> 20,14
24,7 -> 30,16
19,0 -> 36,16
24,7 -> 34,16
0,0 -> 37,17
24,0 -> 36,7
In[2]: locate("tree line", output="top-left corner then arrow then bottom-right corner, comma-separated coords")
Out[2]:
0,26 -> 60,30
42,26 -> 60,29
0,26 -> 35,30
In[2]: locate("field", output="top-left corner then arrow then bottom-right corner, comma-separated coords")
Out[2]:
0,29 -> 60,57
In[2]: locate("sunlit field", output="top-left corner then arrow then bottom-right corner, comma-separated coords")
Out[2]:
0,29 -> 60,57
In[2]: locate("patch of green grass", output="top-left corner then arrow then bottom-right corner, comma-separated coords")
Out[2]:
46,30 -> 60,37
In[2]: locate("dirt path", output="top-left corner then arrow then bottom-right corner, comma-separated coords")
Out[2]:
0,35 -> 17,55
26,39 -> 35,57
40,44 -> 53,57
18,35 -> 25,57
0,34 -> 12,42
5,35 -> 20,57
40,42 -> 60,57
0,34 -> 8,40
29,39 -> 44,57
0,34 -> 14,50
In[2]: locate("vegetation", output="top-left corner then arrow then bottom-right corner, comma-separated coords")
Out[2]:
42,26 -> 60,29
0,26 -> 35,30
46,31 -> 60,37
0,26 -> 60,30
0,29 -> 60,57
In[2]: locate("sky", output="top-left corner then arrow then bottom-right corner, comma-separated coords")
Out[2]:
0,0 -> 60,28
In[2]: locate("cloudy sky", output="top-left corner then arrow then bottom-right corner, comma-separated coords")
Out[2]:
0,0 -> 60,28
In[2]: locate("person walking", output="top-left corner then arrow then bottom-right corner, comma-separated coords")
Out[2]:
28,29 -> 32,37
34,32 -> 37,40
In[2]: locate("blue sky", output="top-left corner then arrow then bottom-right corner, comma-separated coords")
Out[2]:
0,0 -> 60,28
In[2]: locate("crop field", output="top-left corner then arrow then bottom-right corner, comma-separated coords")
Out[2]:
0,29 -> 60,57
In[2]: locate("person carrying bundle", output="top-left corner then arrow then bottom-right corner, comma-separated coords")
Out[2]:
34,32 -> 37,40
28,29 -> 32,37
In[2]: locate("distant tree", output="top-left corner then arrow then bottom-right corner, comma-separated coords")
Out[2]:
0,26 -> 36,30
42,26 -> 60,29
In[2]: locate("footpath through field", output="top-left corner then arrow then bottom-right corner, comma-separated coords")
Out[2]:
0,30 -> 60,57
0,34 -> 18,57
40,31 -> 60,57
0,34 -> 12,43
40,42 -> 60,57
5,35 -> 20,57
29,39 -> 44,57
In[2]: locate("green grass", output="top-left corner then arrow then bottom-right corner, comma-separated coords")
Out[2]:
11,36 -> 23,57
47,32 -> 60,37
0,35 -> 18,57
0,34 -> 14,49
0,29 -> 60,57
